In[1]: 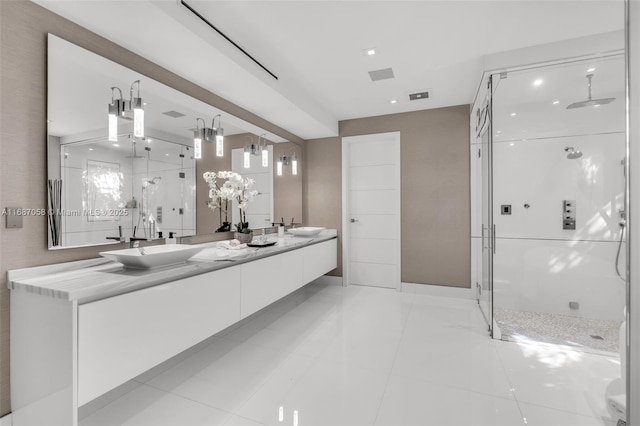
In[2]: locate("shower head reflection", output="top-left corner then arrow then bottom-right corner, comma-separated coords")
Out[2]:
564,147 -> 583,160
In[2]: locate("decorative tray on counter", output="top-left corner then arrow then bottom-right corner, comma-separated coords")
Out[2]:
247,241 -> 277,248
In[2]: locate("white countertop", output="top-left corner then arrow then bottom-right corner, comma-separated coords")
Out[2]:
7,230 -> 337,303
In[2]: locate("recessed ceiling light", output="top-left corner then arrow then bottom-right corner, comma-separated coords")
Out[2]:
365,48 -> 377,56
587,67 -> 596,73
509,143 -> 515,147
594,104 -> 601,107
89,148 -> 94,151
553,100 -> 560,105
165,153 -> 169,156
390,99 -> 397,104
113,143 -> 120,147
510,112 -> 517,117
532,79 -> 544,87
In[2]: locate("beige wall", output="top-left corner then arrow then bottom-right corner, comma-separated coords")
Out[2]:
304,137 -> 343,276
304,106 -> 471,286
0,1 -> 301,415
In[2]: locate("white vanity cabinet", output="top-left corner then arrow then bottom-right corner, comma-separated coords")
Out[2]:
78,266 -> 242,405
9,236 -> 337,426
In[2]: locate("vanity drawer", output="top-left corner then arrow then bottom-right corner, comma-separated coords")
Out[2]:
240,249 -> 304,318
303,239 -> 337,283
77,267 -> 241,405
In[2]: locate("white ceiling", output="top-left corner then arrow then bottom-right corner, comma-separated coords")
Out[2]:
48,34 -> 288,145
35,0 -> 625,140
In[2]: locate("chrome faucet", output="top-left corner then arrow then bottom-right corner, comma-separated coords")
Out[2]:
106,226 -> 125,243
129,237 -> 146,248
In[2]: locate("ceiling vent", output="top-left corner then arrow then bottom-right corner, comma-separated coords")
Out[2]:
368,68 -> 395,82
409,91 -> 430,101
163,110 -> 186,118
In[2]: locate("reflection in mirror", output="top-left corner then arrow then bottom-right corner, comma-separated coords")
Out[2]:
232,144 -> 274,229
47,34 -> 293,249
196,135 -> 302,233
49,135 -> 195,247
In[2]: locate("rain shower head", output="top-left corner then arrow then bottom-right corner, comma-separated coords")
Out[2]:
565,146 -> 583,159
147,177 -> 162,184
125,136 -> 145,159
566,74 -> 615,109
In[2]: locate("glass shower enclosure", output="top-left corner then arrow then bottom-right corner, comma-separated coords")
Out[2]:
487,55 -> 626,352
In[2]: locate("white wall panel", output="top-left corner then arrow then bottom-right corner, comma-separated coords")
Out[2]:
493,238 -> 625,321
493,133 -> 625,242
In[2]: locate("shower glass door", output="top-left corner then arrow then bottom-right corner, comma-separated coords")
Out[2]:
490,55 -> 626,351
478,76 -> 493,334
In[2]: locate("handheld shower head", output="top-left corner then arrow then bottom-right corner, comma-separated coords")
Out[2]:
565,146 -> 583,159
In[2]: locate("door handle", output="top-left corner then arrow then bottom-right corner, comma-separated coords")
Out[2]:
492,225 -> 496,254
481,225 -> 485,250
350,218 -> 358,223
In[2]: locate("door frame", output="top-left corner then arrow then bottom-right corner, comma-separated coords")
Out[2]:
341,131 -> 402,290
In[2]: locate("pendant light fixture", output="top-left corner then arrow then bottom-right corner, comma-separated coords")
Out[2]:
243,134 -> 269,168
260,134 -> 269,167
130,80 -> 144,138
205,114 -> 224,157
193,118 -> 206,160
291,152 -> 298,175
277,148 -> 300,176
108,87 -> 125,142
193,114 -> 225,159
108,80 -> 144,141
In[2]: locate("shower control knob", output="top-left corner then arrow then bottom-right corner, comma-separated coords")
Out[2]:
350,218 -> 358,223
524,204 -> 530,209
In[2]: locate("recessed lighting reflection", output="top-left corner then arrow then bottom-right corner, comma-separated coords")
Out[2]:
594,104 -> 601,107
113,143 -> 120,147
165,153 -> 169,156
587,67 -> 596,73
390,99 -> 397,104
509,143 -> 515,146
364,48 -> 376,56
553,100 -> 560,105
89,148 -> 94,151
533,79 -> 543,87
510,112 -> 517,117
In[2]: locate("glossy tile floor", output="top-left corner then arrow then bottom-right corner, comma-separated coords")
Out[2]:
79,282 -> 623,426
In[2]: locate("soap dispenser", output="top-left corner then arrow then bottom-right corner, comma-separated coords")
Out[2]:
166,232 -> 177,244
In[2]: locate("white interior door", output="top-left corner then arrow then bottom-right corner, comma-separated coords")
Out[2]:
342,132 -> 401,289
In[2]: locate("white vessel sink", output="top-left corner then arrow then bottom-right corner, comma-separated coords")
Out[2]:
100,244 -> 205,269
287,226 -> 325,237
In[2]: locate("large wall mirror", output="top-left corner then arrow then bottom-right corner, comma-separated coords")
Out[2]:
47,34 -> 302,249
